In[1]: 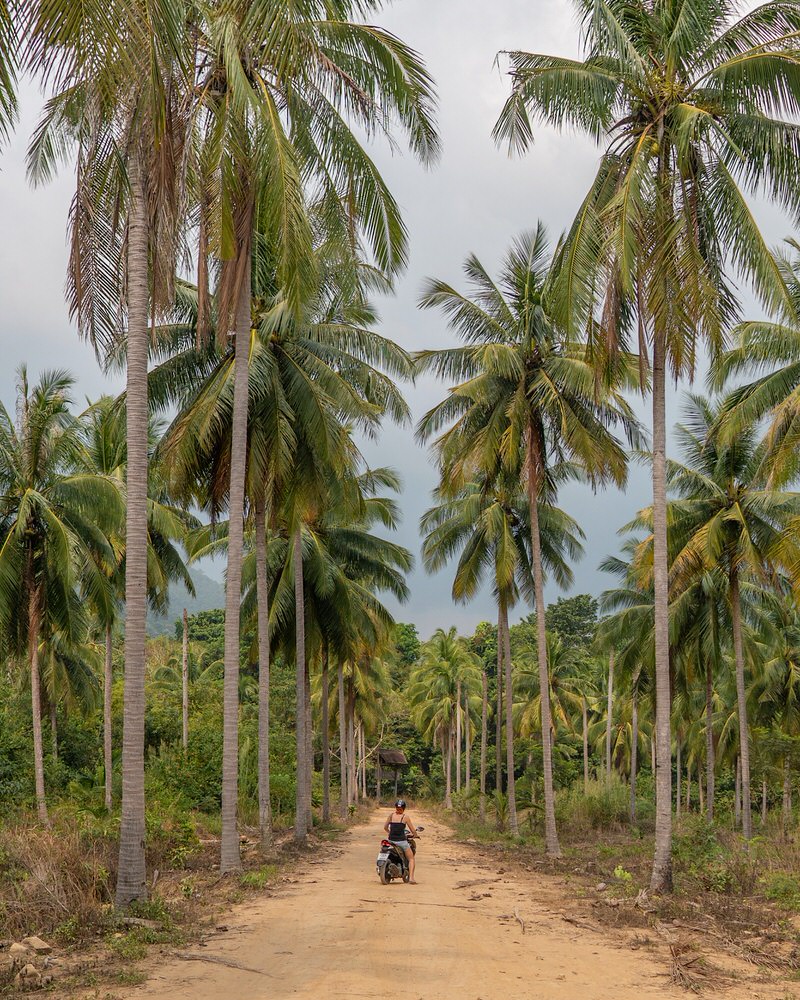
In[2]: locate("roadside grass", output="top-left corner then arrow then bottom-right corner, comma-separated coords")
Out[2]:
430,780 -> 800,984
0,803 -> 361,998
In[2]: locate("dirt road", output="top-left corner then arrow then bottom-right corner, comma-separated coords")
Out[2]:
120,811 -> 792,1000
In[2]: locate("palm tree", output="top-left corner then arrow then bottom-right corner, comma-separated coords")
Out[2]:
0,0 -> 16,144
193,0 -> 437,871
417,226 -> 637,855
495,0 -> 800,890
25,0 -> 194,903
667,393 -> 800,839
0,369 -> 123,824
158,244 -> 414,849
77,396 -> 196,811
421,473 -> 583,833
409,629 -> 481,809
516,631 -> 592,793
712,240 -> 800,480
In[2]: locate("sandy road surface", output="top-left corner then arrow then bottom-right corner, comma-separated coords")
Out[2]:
119,812 -> 785,1000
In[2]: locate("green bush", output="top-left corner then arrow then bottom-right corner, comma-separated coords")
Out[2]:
760,871 -> 800,909
556,777 -> 630,833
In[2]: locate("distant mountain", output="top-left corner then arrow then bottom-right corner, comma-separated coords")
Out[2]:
147,568 -> 225,637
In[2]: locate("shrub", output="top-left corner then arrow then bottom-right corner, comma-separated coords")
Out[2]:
0,821 -> 114,942
556,777 -> 630,834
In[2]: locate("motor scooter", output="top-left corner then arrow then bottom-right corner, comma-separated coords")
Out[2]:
375,826 -> 424,884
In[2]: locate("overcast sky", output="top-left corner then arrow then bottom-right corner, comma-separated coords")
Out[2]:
0,0 -> 794,638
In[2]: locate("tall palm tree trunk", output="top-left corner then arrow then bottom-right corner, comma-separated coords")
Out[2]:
730,570 -> 752,840
480,670 -> 488,822
254,500 -> 272,848
28,582 -> 48,826
705,657 -> 715,822
218,254 -> 251,875
456,680 -> 462,792
445,719 -> 453,809
582,697 -> 590,793
104,622 -> 113,812
347,683 -> 357,806
606,652 -> 614,781
465,694 -> 471,789
294,526 -> 308,842
735,755 -> 742,828
630,683 -> 639,823
321,647 -> 330,823
650,332 -> 673,892
182,608 -> 189,752
338,661 -> 347,819
686,762 -> 691,812
526,447 -> 559,855
117,151 -> 150,902
499,600 -> 518,836
676,737 -> 681,819
304,658 -> 312,831
495,608 -> 503,798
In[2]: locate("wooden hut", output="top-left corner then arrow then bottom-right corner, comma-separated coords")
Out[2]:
376,749 -> 409,802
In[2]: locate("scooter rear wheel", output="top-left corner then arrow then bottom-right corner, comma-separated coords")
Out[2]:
378,863 -> 390,885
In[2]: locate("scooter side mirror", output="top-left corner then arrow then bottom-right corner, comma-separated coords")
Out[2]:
417,825 -> 425,832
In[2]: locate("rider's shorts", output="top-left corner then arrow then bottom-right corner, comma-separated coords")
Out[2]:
390,838 -> 411,851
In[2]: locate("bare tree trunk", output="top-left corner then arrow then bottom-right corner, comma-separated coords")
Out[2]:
699,771 -> 704,813
28,583 -> 49,826
182,609 -> 189,753
606,652 -> 614,782
676,738 -> 681,820
735,755 -> 742,829
117,151 -> 150,901
445,719 -> 453,809
650,331 -> 673,892
480,670 -> 487,822
321,648 -> 330,823
294,527 -> 308,842
526,454 -> 559,855
361,723 -> 367,799
304,657 -> 312,831
465,692 -> 471,790
705,656 -> 715,822
376,753 -> 382,805
582,696 -> 590,793
686,761 -> 691,812
254,502 -> 272,848
456,680 -> 462,793
495,609 -> 503,797
730,571 -> 752,840
630,683 -> 638,824
348,683 -> 357,807
500,600 -> 518,837
104,622 -> 113,812
761,779 -> 768,826
338,661 -> 347,819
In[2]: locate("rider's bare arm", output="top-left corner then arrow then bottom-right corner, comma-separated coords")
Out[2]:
405,816 -> 417,836
383,814 -> 392,834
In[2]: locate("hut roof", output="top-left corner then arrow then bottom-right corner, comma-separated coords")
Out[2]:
378,749 -> 408,766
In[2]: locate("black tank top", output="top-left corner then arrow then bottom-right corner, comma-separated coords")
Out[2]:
388,816 -> 407,840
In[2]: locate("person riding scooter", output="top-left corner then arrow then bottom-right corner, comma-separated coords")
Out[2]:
383,799 -> 419,884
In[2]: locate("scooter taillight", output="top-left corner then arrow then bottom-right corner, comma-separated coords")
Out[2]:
381,839 -> 393,847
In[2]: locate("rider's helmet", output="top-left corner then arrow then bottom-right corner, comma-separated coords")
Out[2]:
395,799 -> 406,810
